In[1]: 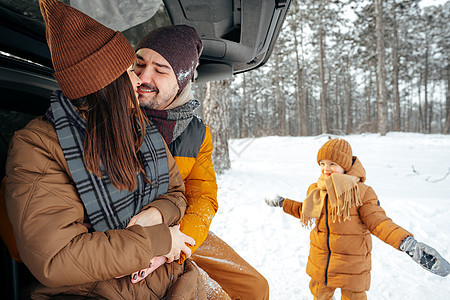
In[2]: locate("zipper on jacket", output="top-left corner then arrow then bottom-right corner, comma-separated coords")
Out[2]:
168,142 -> 175,155
324,195 -> 331,286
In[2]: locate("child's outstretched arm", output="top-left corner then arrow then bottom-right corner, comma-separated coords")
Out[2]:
400,236 -> 450,277
265,196 -> 303,219
265,195 -> 285,207
265,184 -> 316,219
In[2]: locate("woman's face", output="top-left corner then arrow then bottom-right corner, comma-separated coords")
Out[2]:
127,65 -> 142,101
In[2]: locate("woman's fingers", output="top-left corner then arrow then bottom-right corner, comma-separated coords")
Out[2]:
130,267 -> 151,284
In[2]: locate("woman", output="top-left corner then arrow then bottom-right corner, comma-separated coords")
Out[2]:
5,0 -> 203,298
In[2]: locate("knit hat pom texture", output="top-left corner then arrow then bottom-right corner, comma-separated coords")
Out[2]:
317,138 -> 353,171
40,0 -> 136,99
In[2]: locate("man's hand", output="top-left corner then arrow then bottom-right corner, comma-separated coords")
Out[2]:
400,236 -> 450,277
265,195 -> 285,207
127,207 -> 163,228
165,224 -> 195,263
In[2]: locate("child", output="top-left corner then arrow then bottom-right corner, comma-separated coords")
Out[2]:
265,138 -> 449,299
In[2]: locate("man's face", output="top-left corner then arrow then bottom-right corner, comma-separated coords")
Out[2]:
133,48 -> 179,110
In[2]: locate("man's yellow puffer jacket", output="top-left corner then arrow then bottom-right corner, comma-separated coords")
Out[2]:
282,157 -> 413,292
170,117 -> 218,262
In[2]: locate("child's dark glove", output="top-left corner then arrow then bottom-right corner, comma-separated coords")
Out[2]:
400,236 -> 450,277
265,196 -> 285,207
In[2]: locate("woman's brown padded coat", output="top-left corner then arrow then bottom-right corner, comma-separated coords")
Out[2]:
5,117 -> 191,297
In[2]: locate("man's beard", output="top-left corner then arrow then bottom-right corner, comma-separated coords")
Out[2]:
138,83 -> 177,110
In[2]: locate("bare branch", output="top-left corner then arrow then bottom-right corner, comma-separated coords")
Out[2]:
426,168 -> 450,183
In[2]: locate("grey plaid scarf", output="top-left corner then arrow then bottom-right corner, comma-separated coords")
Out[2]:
142,99 -> 200,145
169,99 -> 201,141
45,90 -> 169,231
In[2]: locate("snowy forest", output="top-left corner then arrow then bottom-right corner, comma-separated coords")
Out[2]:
192,0 -> 450,173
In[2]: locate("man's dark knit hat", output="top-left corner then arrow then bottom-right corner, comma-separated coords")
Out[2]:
136,25 -> 203,91
40,0 -> 136,100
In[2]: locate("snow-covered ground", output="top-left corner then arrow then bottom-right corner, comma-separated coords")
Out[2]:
210,133 -> 450,299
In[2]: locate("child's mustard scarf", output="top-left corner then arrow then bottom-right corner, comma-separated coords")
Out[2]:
301,173 -> 361,226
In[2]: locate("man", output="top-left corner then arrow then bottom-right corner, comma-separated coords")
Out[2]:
133,25 -> 270,300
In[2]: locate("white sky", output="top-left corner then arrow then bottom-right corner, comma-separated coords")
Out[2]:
420,0 -> 448,7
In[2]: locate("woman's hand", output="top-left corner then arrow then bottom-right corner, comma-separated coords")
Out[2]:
117,224 -> 195,284
115,207 -> 165,283
129,256 -> 168,284
119,209 -> 194,283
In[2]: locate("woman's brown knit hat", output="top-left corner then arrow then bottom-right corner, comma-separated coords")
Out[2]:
40,0 -> 136,99
317,138 -> 353,171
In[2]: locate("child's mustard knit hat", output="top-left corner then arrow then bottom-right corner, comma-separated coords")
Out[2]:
317,138 -> 353,171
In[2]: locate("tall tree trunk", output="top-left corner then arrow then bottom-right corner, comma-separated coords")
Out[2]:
274,47 -> 286,136
407,80 -> 413,132
192,83 -> 206,119
444,62 -> 450,133
392,1 -> 401,131
366,64 -> 373,132
375,0 -> 388,135
429,100 -> 434,133
328,68 -> 335,130
345,76 -> 352,134
204,80 -> 231,174
319,27 -> 328,134
253,85 -> 262,137
264,95 -> 271,136
335,73 -> 340,131
293,22 -> 308,136
417,73 -> 423,132
345,57 -> 352,134
424,45 -> 430,133
240,73 -> 247,138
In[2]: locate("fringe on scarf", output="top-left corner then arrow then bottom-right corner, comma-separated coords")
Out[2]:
300,217 -> 316,228
330,184 -> 361,223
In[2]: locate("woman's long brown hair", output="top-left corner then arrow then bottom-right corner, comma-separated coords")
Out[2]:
73,72 -> 147,191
